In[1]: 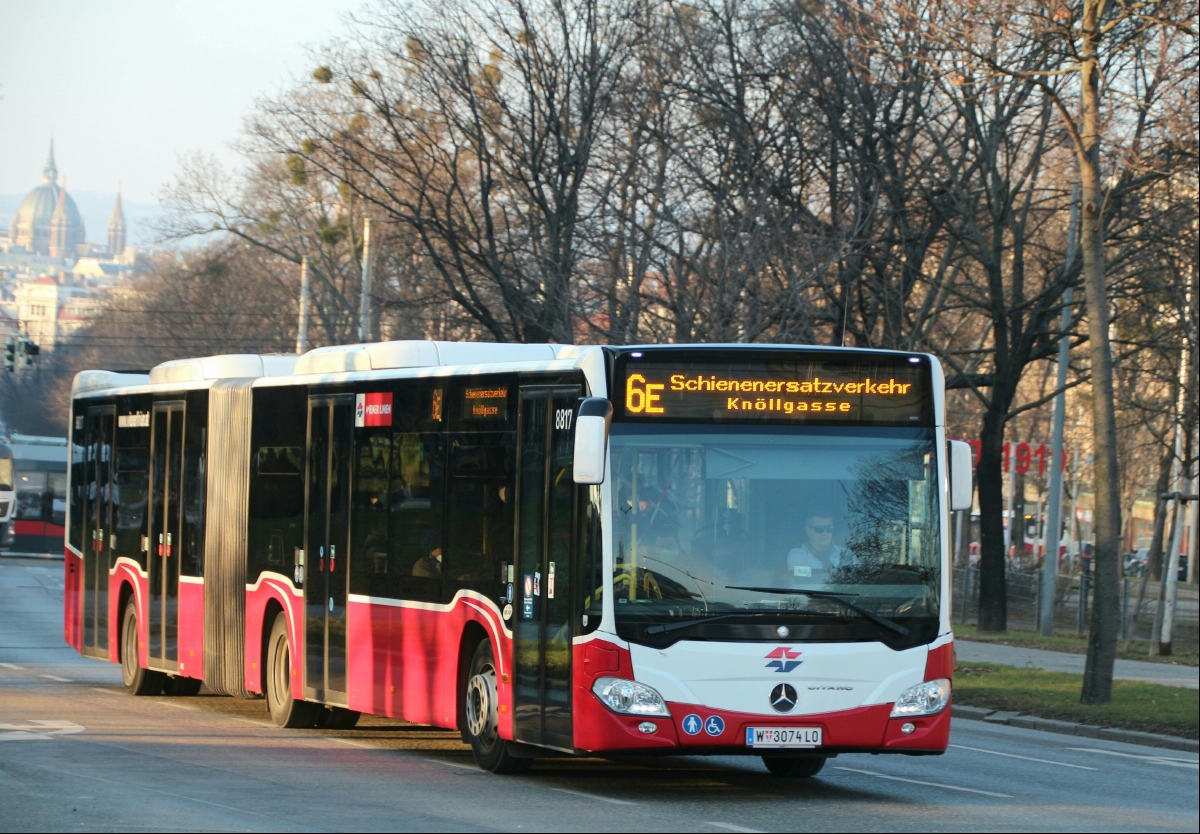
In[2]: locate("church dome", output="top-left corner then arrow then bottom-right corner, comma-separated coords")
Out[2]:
8,141 -> 86,256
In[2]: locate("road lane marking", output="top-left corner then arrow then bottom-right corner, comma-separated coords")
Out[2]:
226,717 -> 273,728
156,701 -> 198,710
832,766 -> 1012,798
327,737 -> 371,748
0,720 -> 85,740
40,674 -> 72,682
1067,748 -> 1199,769
549,787 -> 638,806
950,744 -> 1097,771
0,663 -> 24,669
424,757 -> 480,771
710,823 -> 763,833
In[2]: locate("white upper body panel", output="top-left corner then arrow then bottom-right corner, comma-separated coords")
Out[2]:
629,639 -> 927,715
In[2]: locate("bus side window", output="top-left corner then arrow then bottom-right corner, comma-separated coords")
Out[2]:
578,485 -> 603,633
391,432 -> 442,603
444,433 -> 514,604
69,416 -> 85,553
351,433 -> 391,598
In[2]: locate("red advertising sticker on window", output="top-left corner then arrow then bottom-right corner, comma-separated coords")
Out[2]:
355,392 -> 393,427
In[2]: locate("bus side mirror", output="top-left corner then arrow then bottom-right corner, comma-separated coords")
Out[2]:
948,440 -> 973,511
573,398 -> 612,485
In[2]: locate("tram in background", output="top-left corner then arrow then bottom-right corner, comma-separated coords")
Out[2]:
64,342 -> 972,776
1,434 -> 67,555
0,441 -> 13,544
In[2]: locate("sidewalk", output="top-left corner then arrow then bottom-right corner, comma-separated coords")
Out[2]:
956,639 -> 1199,689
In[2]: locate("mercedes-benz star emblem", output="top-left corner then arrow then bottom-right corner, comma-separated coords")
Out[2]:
770,683 -> 798,713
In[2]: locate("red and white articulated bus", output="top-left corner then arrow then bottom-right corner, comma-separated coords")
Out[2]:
64,343 -> 972,776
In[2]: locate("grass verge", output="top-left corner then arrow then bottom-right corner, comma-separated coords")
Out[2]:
954,663 -> 1199,739
953,623 -> 1200,667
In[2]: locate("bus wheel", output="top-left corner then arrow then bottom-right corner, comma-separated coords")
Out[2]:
465,641 -> 532,774
761,755 -> 826,778
266,613 -> 319,728
162,675 -> 202,696
121,601 -> 165,696
317,707 -> 360,729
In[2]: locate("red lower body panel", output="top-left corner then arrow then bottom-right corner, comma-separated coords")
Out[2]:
177,580 -> 204,679
63,548 -> 81,651
343,595 -> 513,737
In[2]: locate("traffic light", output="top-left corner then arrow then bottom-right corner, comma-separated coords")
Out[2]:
3,336 -> 14,372
21,338 -> 38,365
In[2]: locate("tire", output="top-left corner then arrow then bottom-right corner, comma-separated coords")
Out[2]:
121,601 -> 165,696
762,755 -> 827,778
162,675 -> 203,696
266,612 -> 320,728
317,707 -> 361,729
464,641 -> 532,774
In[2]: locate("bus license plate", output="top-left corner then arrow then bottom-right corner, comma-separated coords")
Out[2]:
746,727 -> 822,748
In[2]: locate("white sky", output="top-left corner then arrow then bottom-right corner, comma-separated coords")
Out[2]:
0,0 -> 365,204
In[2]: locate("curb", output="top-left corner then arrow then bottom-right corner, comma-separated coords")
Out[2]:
952,704 -> 1200,754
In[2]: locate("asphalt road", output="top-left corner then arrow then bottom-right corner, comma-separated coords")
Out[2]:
2,557 -> 1197,833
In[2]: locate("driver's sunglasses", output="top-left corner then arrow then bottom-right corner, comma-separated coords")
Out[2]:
807,524 -> 835,534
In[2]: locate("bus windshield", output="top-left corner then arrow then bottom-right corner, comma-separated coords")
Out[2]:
609,424 -> 940,647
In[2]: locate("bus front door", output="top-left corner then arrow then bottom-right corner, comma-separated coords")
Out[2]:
303,396 -> 353,706
147,402 -> 184,671
82,406 -> 115,659
513,387 -> 580,751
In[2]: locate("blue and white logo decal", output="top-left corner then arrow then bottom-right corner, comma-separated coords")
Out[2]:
704,715 -> 725,736
682,714 -> 703,736
764,647 -> 803,673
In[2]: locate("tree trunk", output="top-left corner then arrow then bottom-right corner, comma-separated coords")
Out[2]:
1079,0 -> 1121,705
1147,451 -> 1174,581
977,404 -> 1009,631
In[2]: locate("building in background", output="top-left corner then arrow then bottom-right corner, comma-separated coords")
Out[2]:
1,142 -> 142,354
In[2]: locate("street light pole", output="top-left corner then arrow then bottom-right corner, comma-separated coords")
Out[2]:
296,256 -> 310,355
359,218 -> 374,343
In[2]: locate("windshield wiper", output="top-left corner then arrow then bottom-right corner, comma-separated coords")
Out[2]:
645,611 -> 780,635
724,586 -> 909,636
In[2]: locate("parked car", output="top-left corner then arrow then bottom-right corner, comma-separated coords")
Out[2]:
1124,548 -> 1149,577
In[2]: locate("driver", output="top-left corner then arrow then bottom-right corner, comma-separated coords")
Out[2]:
786,511 -> 847,584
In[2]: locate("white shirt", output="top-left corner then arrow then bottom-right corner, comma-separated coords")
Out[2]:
786,544 -> 847,584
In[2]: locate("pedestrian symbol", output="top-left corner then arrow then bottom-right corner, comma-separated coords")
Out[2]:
705,715 -> 725,736
682,714 -> 702,736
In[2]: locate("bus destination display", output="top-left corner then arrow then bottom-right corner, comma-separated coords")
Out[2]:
620,357 -> 930,425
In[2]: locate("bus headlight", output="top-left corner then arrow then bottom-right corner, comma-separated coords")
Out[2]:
591,677 -> 671,717
890,679 -> 951,717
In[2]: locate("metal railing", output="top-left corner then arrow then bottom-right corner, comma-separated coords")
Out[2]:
951,566 -> 1198,649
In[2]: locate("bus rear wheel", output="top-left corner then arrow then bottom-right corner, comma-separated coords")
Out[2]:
465,641 -> 532,774
266,612 -> 319,728
761,755 -> 826,778
121,601 -> 165,696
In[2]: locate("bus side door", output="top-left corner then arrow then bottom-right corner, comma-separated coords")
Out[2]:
147,401 -> 185,671
303,395 -> 354,706
82,406 -> 115,659
513,386 -> 580,751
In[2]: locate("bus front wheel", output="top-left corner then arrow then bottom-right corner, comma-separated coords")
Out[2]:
761,755 -> 826,778
121,601 -> 165,696
266,613 -> 320,728
465,641 -> 532,774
